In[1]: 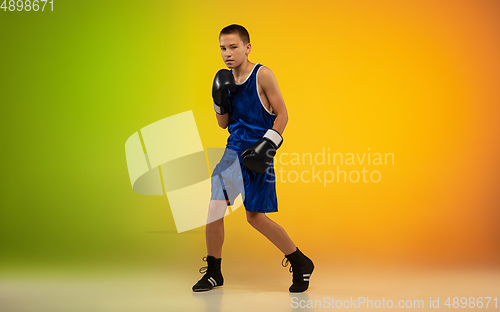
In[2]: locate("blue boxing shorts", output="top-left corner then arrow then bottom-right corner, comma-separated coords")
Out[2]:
210,148 -> 278,213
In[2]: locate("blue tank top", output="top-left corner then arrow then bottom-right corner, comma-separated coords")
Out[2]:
227,63 -> 276,153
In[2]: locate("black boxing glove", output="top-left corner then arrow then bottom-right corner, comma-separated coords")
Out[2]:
212,69 -> 236,115
241,129 -> 283,174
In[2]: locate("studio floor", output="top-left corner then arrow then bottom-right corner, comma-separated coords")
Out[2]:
1,260 -> 499,312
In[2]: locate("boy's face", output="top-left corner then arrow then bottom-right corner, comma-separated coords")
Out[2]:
219,33 -> 251,69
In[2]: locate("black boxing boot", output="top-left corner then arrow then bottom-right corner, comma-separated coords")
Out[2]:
282,248 -> 314,292
192,256 -> 224,292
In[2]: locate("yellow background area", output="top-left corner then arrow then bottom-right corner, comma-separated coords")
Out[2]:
0,0 -> 499,277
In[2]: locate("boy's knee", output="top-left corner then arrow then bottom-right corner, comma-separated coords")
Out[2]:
208,200 -> 227,223
246,212 -> 261,227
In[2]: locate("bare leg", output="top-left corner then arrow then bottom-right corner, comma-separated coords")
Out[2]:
246,211 -> 297,255
206,200 -> 228,259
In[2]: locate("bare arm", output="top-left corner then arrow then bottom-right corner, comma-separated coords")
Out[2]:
258,67 -> 289,135
215,112 -> 229,129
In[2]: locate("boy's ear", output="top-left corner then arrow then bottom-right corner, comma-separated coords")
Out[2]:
246,43 -> 252,54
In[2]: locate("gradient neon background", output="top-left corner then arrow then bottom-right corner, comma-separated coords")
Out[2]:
1,0 -> 499,289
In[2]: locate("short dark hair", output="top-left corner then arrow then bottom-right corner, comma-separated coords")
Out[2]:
219,24 -> 250,45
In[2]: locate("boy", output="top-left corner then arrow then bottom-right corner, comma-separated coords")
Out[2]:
192,24 -> 314,293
